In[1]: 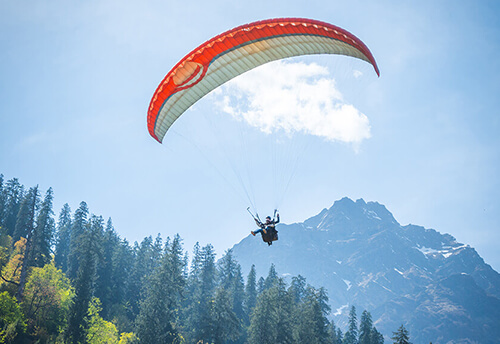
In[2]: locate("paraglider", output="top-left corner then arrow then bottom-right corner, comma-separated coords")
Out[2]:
147,17 -> 379,143
147,18 -> 379,245
250,210 -> 280,246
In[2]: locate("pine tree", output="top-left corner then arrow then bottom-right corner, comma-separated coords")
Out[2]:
328,320 -> 342,344
94,218 -> 119,318
110,236 -> 134,328
135,235 -> 186,343
293,286 -> 330,344
232,264 -> 245,321
248,286 -> 275,344
359,310 -> 373,344
0,175 -> 5,229
30,187 -> 55,268
217,249 -> 245,327
126,236 -> 160,320
248,278 -> 292,344
343,306 -> 358,344
65,215 -> 102,344
391,324 -> 411,344
264,264 -> 278,290
211,287 -> 240,344
66,201 -> 89,280
257,276 -> 265,294
13,186 -> 39,243
289,274 -> 307,305
336,328 -> 344,344
371,327 -> 384,344
191,243 -> 217,343
54,203 -> 72,273
14,186 -> 39,302
218,249 -> 238,289
244,264 -> 257,322
2,178 -> 24,237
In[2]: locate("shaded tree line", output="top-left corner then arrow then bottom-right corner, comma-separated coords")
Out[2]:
0,174 -> 407,343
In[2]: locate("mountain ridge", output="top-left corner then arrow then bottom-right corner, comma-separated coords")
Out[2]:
231,197 -> 500,343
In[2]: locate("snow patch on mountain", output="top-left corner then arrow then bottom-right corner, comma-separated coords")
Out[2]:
334,304 -> 349,316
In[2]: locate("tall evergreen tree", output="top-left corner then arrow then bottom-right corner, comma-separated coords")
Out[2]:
2,178 -> 24,237
336,328 -> 344,344
292,286 -> 330,344
248,278 -> 293,344
211,287 -> 240,344
217,249 -> 245,325
13,186 -> 39,243
126,236 -> 162,320
391,324 -> 411,344
54,203 -> 72,273
65,215 -> 102,344
30,187 -> 55,268
244,264 -> 257,322
110,236 -> 133,328
14,186 -> 39,302
66,201 -> 89,280
94,218 -> 119,318
191,243 -> 217,343
264,264 -> 278,290
257,276 -> 265,294
343,306 -> 358,344
135,235 -> 186,344
370,327 -> 384,344
289,275 -> 307,305
248,285 -> 276,344
359,310 -> 373,344
232,264 -> 245,321
218,249 -> 238,289
328,320 -> 343,344
0,175 -> 5,229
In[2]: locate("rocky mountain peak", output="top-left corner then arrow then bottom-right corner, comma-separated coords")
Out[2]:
231,197 -> 500,343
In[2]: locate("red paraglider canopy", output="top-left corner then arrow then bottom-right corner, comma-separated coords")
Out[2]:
148,18 -> 379,143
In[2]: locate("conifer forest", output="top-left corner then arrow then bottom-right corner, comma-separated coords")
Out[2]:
0,174 -> 411,344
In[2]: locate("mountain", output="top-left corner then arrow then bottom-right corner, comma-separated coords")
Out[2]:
231,197 -> 500,344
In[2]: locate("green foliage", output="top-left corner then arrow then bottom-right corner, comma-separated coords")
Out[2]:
87,297 -> 119,344
0,238 -> 25,295
0,235 -> 13,279
21,262 -> 74,341
0,291 -> 26,343
118,332 -> 139,344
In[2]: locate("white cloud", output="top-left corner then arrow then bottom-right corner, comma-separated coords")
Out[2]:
213,61 -> 371,146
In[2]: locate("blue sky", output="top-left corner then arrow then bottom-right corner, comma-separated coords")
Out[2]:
1,0 -> 499,271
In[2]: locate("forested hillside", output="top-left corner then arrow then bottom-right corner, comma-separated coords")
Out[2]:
0,174 -> 388,344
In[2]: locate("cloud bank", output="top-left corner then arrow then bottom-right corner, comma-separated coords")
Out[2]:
214,61 -> 371,145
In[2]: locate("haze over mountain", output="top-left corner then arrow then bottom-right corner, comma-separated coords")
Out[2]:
231,197 -> 500,344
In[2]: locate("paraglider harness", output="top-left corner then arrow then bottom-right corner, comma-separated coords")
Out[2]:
248,208 -> 279,246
